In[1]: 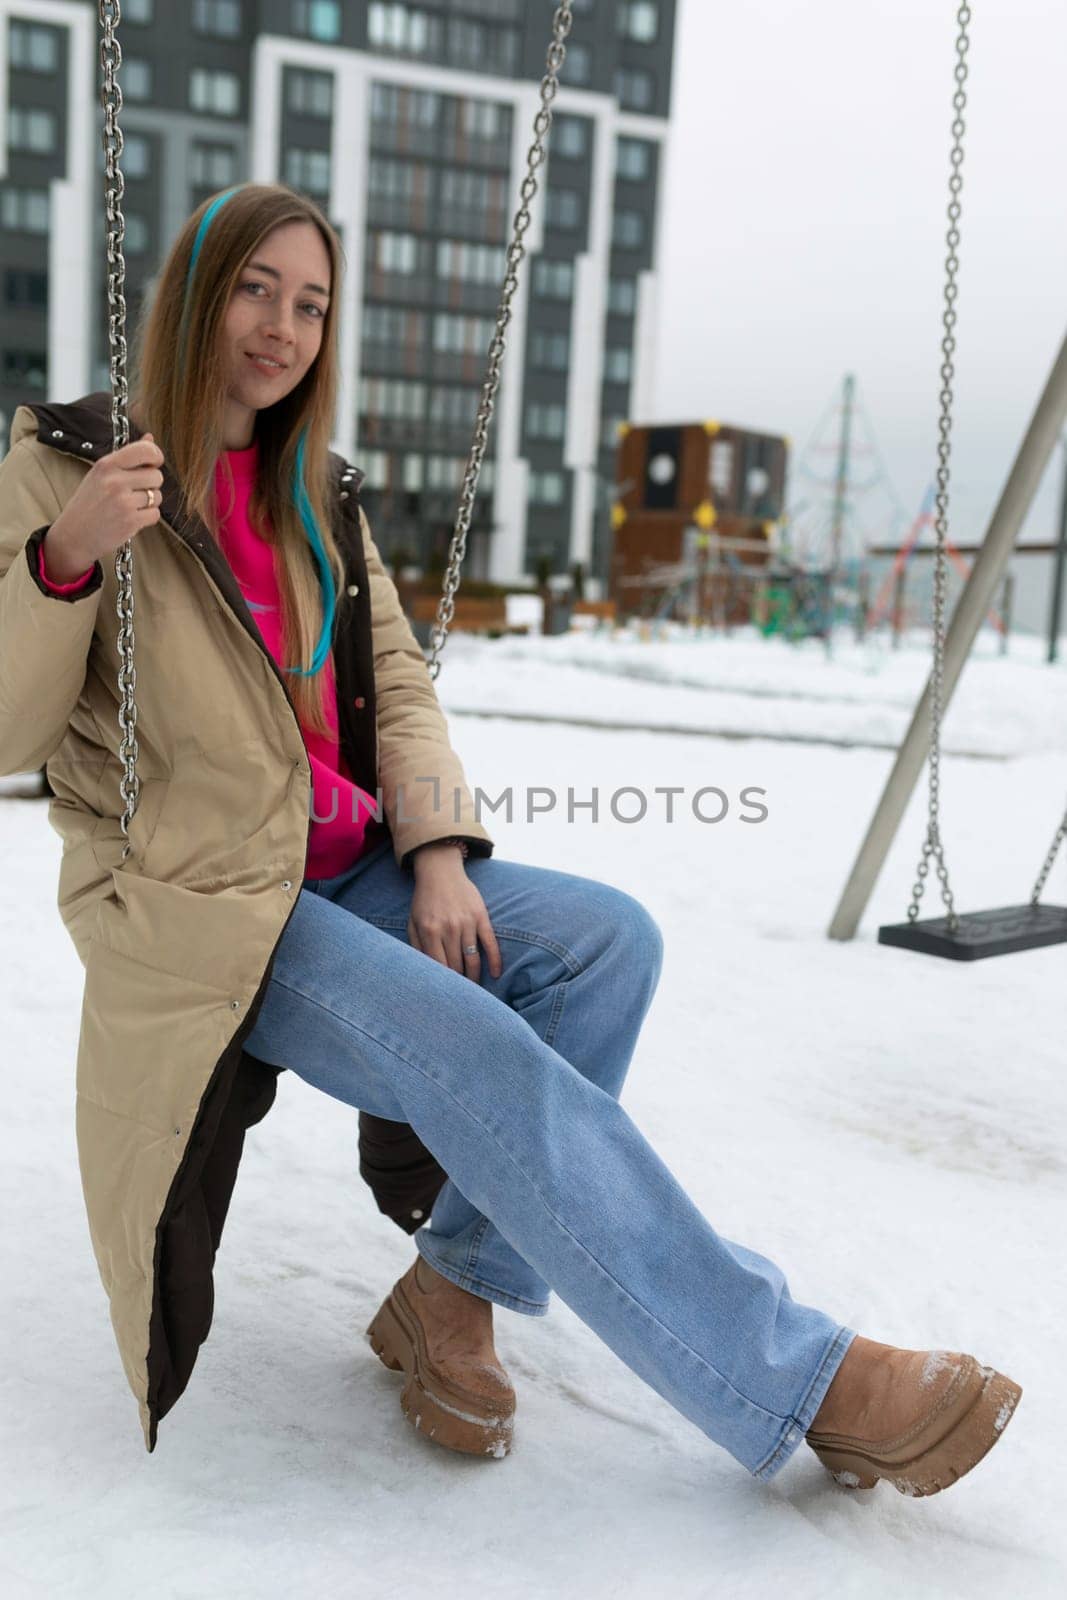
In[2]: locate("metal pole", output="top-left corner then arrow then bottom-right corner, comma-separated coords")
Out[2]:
999,573 -> 1014,657
1048,436 -> 1067,664
825,375 -> 855,660
829,326 -> 1067,941
855,568 -> 870,642
830,373 -> 856,580
892,566 -> 907,649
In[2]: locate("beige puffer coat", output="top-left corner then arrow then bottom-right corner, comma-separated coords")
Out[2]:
0,392 -> 494,1450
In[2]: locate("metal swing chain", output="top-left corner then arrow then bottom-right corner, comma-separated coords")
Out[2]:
99,2 -> 140,862
907,1 -> 971,933
1031,800 -> 1067,904
100,0 -> 575,831
424,2 -> 574,682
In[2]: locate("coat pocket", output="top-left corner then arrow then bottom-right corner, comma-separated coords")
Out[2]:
89,775 -> 172,878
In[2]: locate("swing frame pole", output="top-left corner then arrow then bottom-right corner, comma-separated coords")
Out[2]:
828,325 -> 1067,942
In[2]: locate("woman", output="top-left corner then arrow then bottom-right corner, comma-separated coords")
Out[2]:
0,184 -> 1020,1494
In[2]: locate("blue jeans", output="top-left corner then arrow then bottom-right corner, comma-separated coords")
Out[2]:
244,840 -> 856,1480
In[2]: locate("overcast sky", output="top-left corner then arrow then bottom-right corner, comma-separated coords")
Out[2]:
651,0 -> 1067,552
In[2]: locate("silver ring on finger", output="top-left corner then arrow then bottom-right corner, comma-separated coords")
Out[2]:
463,944 -> 478,955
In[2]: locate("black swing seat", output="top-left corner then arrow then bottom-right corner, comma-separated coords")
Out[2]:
878,903 -> 1067,961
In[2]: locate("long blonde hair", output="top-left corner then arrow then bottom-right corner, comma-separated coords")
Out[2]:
129,183 -> 346,738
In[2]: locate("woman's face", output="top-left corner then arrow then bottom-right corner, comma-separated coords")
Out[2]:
221,220 -> 332,441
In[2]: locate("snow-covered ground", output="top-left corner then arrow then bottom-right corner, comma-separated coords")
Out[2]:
2,625 -> 1064,1599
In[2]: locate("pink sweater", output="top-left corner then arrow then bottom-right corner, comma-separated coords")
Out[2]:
39,439 -> 382,879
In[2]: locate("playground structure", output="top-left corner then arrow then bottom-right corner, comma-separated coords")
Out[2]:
608,419 -> 788,628
602,392 -> 997,648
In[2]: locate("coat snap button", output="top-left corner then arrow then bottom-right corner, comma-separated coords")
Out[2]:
339,490 -> 349,501
346,582 -> 359,597
410,1209 -> 424,1220
281,879 -> 292,891
81,441 -> 93,450
230,999 -> 241,1010
51,429 -> 63,438
353,695 -> 366,709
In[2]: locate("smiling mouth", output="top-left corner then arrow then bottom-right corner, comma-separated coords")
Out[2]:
246,353 -> 287,373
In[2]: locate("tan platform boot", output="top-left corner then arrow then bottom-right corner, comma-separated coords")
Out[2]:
805,1335 -> 1022,1496
365,1254 -> 516,1459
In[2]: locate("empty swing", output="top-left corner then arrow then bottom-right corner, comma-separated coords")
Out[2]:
877,4 -> 1067,961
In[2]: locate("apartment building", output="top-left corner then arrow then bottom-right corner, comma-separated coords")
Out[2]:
0,0 -> 676,588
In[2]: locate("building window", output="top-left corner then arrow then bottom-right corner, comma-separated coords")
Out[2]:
401,455 -> 424,492
3,269 -> 48,310
191,142 -> 237,187
371,82 -> 439,128
7,107 -> 58,155
529,331 -> 570,371
429,386 -> 479,426
426,455 -> 466,491
529,471 -> 565,506
553,116 -> 590,161
561,43 -> 592,85
429,388 -> 471,426
616,137 -> 654,182
118,134 -> 151,179
2,348 -> 47,390
458,98 -> 508,142
437,239 -> 506,285
440,168 -> 497,212
193,0 -> 243,37
123,0 -> 155,20
287,70 -> 333,118
360,449 -> 390,489
368,4 -> 442,57
433,313 -> 494,355
369,157 -> 424,200
360,376 -> 426,420
532,258 -> 574,301
601,413 -> 627,450
608,277 -> 637,316
292,0 -> 341,42
190,68 -> 241,116
0,186 -> 50,234
446,18 -> 519,74
527,402 -> 567,441
371,230 -> 419,274
363,304 -> 427,345
709,440 -> 734,496
121,59 -> 153,101
616,68 -> 654,111
450,0 -> 522,15
124,214 -> 150,254
612,209 -> 645,250
9,21 -> 60,73
546,189 -> 581,230
121,135 -> 151,179
285,147 -> 331,196
604,346 -> 632,384
618,2 -> 659,43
